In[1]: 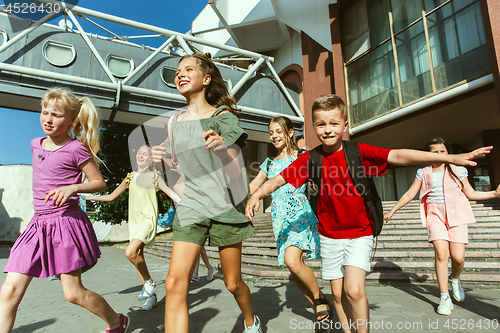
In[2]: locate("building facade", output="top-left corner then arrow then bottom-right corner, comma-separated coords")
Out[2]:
192,0 -> 500,200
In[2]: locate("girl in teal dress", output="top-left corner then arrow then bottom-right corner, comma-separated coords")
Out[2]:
250,116 -> 330,326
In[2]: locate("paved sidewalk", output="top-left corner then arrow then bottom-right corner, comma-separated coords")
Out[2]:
0,245 -> 499,332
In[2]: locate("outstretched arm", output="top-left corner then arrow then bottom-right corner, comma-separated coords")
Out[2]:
85,177 -> 128,202
245,174 -> 287,221
388,146 -> 492,167
461,177 -> 500,201
249,170 -> 268,195
157,176 -> 181,203
384,178 -> 422,223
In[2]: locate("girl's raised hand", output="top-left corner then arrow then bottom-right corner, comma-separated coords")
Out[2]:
151,143 -> 168,163
383,212 -> 393,224
45,185 -> 77,207
203,129 -> 228,154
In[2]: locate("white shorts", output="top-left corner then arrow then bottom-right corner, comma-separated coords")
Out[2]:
320,234 -> 374,280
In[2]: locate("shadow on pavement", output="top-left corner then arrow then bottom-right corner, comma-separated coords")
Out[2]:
12,318 -> 56,332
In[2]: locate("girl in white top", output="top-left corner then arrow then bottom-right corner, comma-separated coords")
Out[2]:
384,138 -> 500,315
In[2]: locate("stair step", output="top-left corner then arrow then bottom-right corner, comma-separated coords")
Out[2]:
144,201 -> 500,285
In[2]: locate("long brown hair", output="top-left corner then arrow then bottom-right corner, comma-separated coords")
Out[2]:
179,53 -> 240,117
425,137 -> 463,188
269,116 -> 299,157
41,87 -> 100,165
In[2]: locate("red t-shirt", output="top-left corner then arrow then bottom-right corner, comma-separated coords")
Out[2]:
280,143 -> 392,239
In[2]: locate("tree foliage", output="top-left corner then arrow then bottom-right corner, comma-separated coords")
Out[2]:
93,121 -> 172,225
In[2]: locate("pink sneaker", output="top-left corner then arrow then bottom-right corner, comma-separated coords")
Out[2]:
106,314 -> 130,333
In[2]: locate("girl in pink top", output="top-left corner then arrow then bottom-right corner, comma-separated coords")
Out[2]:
384,138 -> 500,316
0,88 -> 129,333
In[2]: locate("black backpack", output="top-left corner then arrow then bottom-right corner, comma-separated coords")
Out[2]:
306,141 -> 384,237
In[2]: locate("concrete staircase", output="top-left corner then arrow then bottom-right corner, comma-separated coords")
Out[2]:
144,200 -> 500,285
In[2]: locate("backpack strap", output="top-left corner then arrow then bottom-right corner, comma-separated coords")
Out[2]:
342,140 -> 384,237
266,158 -> 272,174
307,145 -> 323,215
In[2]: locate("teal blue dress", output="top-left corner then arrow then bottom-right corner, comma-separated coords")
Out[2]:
260,157 -> 320,266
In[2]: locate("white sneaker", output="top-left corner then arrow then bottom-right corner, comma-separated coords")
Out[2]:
437,295 -> 454,315
449,276 -> 465,302
244,316 -> 262,333
138,280 -> 157,301
207,266 -> 215,282
141,294 -> 158,311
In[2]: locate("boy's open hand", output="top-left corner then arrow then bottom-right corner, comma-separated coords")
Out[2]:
245,195 -> 261,221
151,143 -> 168,163
452,146 -> 493,166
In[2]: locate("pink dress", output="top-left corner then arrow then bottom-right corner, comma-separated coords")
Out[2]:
3,138 -> 101,278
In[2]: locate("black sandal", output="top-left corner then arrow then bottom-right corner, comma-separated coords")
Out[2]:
313,294 -> 333,323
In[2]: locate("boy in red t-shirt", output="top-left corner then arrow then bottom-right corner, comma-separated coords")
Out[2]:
245,94 -> 491,332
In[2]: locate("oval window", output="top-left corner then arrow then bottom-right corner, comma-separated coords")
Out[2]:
161,65 -> 177,88
42,40 -> 76,67
106,54 -> 134,78
0,29 -> 7,46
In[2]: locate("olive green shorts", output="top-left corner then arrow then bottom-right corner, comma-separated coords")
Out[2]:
172,207 -> 254,247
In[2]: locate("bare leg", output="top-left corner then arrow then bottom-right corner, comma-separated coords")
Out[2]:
59,269 -> 121,329
125,238 -> 151,283
0,273 -> 32,333
343,266 -> 369,333
433,240 -> 451,293
219,242 -> 255,327
199,246 -> 213,271
283,246 -> 326,319
192,258 -> 200,277
330,278 -> 353,333
449,242 -> 465,279
164,241 -> 202,333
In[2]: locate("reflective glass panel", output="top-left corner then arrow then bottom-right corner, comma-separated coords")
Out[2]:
424,0 -> 448,12
391,0 -> 422,33
427,0 -> 490,90
367,0 -> 391,46
395,21 -> 433,104
347,40 -> 398,126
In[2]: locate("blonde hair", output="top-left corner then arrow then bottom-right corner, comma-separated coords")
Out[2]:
312,94 -> 347,122
41,87 -> 101,164
269,116 -> 299,157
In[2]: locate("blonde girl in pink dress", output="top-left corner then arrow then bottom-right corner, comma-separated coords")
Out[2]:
0,88 -> 129,333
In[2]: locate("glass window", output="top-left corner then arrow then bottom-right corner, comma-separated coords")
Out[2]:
347,41 -> 398,126
424,0 -> 449,12
367,0 -> 391,46
395,21 -> 433,104
161,65 -> 176,88
42,40 -> 76,67
106,55 -> 133,78
391,0 -> 423,33
427,0 -> 490,90
0,30 -> 7,46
